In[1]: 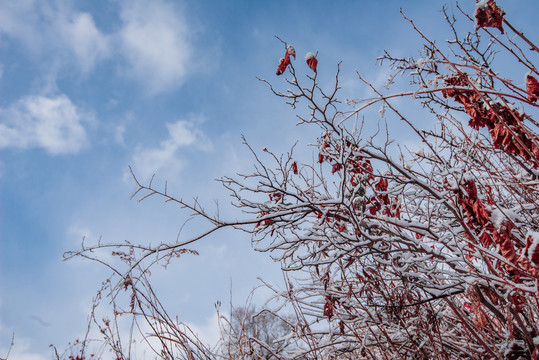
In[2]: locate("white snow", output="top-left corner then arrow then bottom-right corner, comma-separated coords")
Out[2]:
475,0 -> 489,11
491,208 -> 520,229
305,52 -> 315,61
490,209 -> 506,229
379,103 -> 386,118
462,171 -> 474,182
526,231 -> 539,265
287,45 -> 296,58
445,177 -> 458,191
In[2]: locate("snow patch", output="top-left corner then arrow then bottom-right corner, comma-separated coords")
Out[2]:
475,0 -> 489,11
305,52 -> 315,61
287,45 -> 296,58
526,231 -> 539,266
491,208 -> 519,229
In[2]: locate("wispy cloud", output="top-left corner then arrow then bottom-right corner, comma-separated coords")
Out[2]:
0,94 -> 91,155
186,312 -> 222,348
118,0 -> 194,94
0,328 -> 46,360
0,1 -> 111,73
0,0 -> 44,51
56,11 -> 111,73
131,118 -> 211,181
0,0 -> 196,93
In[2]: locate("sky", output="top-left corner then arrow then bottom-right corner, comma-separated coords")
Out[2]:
0,0 -> 538,358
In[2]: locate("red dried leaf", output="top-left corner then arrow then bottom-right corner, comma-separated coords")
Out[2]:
376,177 -> 388,192
276,52 -> 291,75
287,45 -> 296,59
339,320 -> 345,334
479,231 -> 493,247
323,297 -> 334,319
526,235 -> 539,267
332,163 -> 342,173
475,0 -> 505,34
291,161 -> 298,174
464,180 -> 478,199
527,74 -> 539,103
392,203 -> 401,219
491,123 -> 506,149
500,237 -> 517,264
485,185 -> 495,205
271,192 -> 282,203
305,52 -> 318,73
472,200 -> 490,225
276,46 -> 296,75
256,211 -> 274,228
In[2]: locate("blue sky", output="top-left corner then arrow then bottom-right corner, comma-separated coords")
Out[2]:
1,0 -> 537,358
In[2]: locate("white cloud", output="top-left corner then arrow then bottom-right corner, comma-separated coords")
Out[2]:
114,124 -> 126,145
0,330 -> 46,360
0,0 -> 41,49
0,94 -> 91,155
0,0 -> 198,93
131,119 -> 211,181
118,0 -> 193,94
0,1 -> 110,72
56,12 -> 111,72
186,312 -> 222,348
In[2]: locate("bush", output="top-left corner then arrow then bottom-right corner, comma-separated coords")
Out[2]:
64,1 -> 539,359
